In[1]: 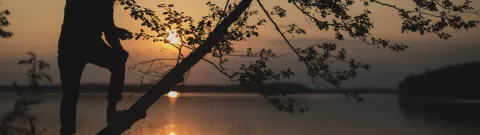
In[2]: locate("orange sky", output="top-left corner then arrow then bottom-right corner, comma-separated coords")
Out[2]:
1,0 -> 480,88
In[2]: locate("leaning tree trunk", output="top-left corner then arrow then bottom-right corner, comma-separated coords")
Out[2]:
96,0 -> 253,134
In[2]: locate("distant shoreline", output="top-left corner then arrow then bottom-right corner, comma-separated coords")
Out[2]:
0,83 -> 397,94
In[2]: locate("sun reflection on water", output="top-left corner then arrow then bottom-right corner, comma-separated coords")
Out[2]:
163,124 -> 190,135
167,91 -> 179,98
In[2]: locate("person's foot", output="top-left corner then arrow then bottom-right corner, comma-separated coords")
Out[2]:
60,131 -> 75,135
107,110 -> 147,126
107,109 -> 126,126
176,76 -> 185,83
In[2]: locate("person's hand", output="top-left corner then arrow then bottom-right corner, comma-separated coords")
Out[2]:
115,27 -> 133,40
121,49 -> 129,63
114,49 -> 129,63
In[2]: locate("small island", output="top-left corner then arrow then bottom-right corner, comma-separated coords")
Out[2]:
398,62 -> 480,101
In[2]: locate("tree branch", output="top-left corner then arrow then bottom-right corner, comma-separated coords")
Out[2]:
96,0 -> 254,134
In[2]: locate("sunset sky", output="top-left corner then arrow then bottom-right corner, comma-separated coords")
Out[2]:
1,0 -> 480,89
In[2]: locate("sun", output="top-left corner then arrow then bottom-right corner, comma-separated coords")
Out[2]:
166,29 -> 181,45
167,91 -> 179,98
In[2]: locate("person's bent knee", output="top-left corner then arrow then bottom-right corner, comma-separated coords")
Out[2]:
108,63 -> 125,73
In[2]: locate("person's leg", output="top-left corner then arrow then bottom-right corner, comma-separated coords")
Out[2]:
87,39 -> 148,125
58,55 -> 86,135
86,41 -> 126,115
106,57 -> 125,111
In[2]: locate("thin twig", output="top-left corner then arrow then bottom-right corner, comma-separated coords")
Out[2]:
257,0 -> 350,94
201,58 -> 234,80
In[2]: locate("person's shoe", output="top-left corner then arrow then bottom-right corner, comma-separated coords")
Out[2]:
176,76 -> 185,83
107,109 -> 127,126
60,131 -> 75,135
133,110 -> 147,120
107,110 -> 147,126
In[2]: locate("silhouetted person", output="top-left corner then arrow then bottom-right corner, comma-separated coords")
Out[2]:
57,0 -> 131,134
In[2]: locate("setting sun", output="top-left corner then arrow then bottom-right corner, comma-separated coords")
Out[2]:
167,91 -> 179,98
165,29 -> 181,45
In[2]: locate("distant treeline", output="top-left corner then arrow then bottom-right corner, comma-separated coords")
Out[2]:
399,62 -> 480,100
0,83 -> 395,94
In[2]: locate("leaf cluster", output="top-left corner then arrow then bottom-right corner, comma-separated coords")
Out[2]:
1,52 -> 50,135
119,0 -> 479,113
0,1 -> 13,38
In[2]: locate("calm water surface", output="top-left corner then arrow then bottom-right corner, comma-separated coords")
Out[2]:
1,93 -> 479,135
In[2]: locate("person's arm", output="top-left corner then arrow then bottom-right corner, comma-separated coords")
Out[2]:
102,1 -> 124,51
105,30 -> 124,51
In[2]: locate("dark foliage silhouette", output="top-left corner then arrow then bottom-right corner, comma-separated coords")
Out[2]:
0,52 -> 51,135
399,62 -> 480,100
0,7 -> 48,135
0,0 -> 12,38
88,0 -> 480,134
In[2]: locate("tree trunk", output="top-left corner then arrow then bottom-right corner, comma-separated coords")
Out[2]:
96,0 -> 253,134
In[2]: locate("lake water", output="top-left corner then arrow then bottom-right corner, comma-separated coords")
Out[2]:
1,93 -> 479,135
